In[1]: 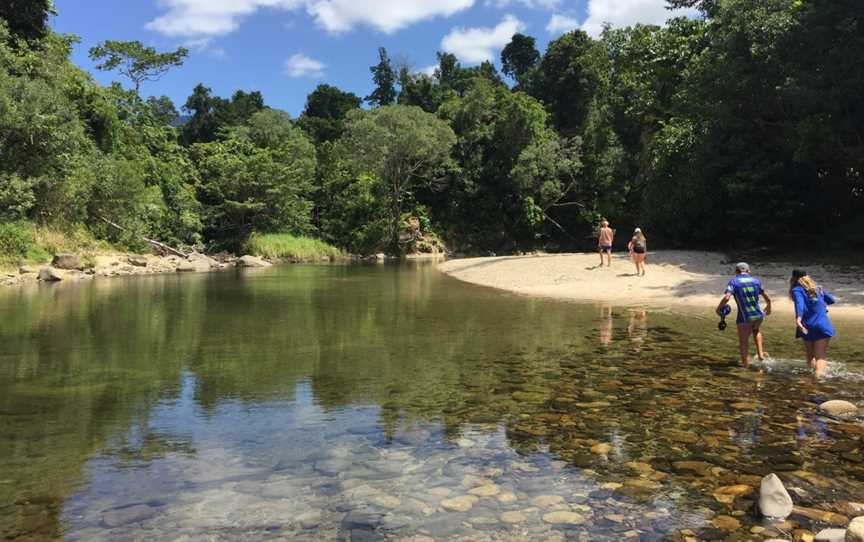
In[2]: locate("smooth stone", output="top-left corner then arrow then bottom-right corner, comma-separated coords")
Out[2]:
711,515 -> 741,532
127,255 -> 148,267
440,495 -> 478,512
672,461 -> 712,476
497,492 -> 517,504
760,473 -> 794,519
542,511 -> 586,526
297,510 -> 322,529
813,529 -> 846,542
792,506 -> 849,526
176,260 -> 210,273
715,485 -> 753,496
371,494 -> 401,509
51,253 -> 81,270
591,443 -> 612,455
37,267 -> 63,282
468,484 -> 500,497
848,516 -> 864,542
819,400 -> 859,418
18,265 -> 36,274
237,255 -> 272,268
532,495 -> 565,507
501,511 -> 527,524
664,429 -> 699,444
101,504 -> 157,528
429,487 -> 452,498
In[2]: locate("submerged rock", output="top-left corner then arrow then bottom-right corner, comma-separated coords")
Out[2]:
759,473 -> 793,519
440,495 -> 478,512
237,255 -> 272,268
848,517 -> 864,542
813,529 -> 846,542
37,267 -> 63,282
819,400 -> 859,419
101,504 -> 157,528
542,511 -> 586,526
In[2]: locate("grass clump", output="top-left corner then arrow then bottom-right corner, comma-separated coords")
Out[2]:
0,222 -> 50,265
245,233 -> 342,261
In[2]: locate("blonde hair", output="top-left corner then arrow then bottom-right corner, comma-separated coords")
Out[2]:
633,231 -> 646,245
797,275 -> 819,298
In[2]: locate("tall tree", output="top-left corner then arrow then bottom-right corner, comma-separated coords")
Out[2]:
89,40 -> 188,93
181,84 -> 219,145
366,47 -> 397,107
501,33 -> 540,89
0,0 -> 54,43
146,95 -> 179,126
337,106 -> 456,253
298,84 -> 362,144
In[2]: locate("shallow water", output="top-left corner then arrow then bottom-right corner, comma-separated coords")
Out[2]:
1,263 -> 863,541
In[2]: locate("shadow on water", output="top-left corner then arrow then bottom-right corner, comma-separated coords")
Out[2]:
0,263 -> 863,540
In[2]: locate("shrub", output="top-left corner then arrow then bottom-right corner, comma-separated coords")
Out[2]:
0,221 -> 49,263
245,233 -> 342,261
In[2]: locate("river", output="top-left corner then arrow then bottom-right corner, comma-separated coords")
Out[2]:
1,263 -> 863,541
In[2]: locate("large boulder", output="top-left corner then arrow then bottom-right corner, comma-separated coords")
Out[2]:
127,255 -> 148,268
848,517 -> 864,542
37,267 -> 63,282
759,473 -> 793,519
188,252 -> 220,269
176,259 -> 211,273
51,253 -> 82,270
237,255 -> 272,268
819,400 -> 859,419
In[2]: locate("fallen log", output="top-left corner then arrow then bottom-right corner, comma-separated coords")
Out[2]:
96,215 -> 188,259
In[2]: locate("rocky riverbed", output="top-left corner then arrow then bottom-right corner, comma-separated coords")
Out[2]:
0,252 -> 274,288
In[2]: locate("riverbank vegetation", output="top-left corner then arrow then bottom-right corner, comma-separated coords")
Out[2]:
245,233 -> 342,262
0,1 -> 861,262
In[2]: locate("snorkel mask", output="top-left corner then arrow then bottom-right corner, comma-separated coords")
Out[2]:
718,305 -> 731,331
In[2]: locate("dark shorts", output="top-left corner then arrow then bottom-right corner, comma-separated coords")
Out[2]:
633,247 -> 646,254
599,245 -> 612,254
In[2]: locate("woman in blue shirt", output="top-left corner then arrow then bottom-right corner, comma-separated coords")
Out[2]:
789,269 -> 836,377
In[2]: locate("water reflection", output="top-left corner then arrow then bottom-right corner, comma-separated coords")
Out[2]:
0,264 -> 862,541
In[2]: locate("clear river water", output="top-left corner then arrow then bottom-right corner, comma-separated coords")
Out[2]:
1,263 -> 863,541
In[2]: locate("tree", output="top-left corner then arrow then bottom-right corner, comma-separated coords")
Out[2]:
191,111 -> 316,250
89,40 -> 188,93
397,66 -> 441,113
298,84 -> 362,144
337,106 -> 456,253
181,84 -> 218,145
501,33 -> 540,89
213,90 -> 265,129
146,95 -> 179,126
367,47 -> 397,107
0,0 -> 54,43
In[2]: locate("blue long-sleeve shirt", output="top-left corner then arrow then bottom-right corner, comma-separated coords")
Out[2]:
792,286 -> 836,340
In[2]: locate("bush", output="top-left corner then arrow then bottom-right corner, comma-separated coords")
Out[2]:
0,221 -> 49,263
245,233 -> 342,261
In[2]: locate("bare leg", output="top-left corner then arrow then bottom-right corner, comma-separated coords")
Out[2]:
813,338 -> 830,377
804,341 -> 816,369
752,323 -> 765,361
737,324 -> 752,367
599,249 -> 604,267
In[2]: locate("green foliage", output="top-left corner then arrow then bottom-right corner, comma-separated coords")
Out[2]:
192,111 -> 316,251
0,221 -> 47,262
298,84 -> 362,144
245,233 -> 342,261
501,33 -> 540,88
335,105 -> 456,253
367,47 -> 397,107
89,40 -> 188,93
0,0 -> 54,44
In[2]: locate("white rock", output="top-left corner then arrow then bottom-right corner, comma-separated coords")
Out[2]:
237,255 -> 272,268
759,473 -> 793,519
848,516 -> 864,542
814,528 -> 846,542
37,267 -> 63,282
819,400 -> 859,418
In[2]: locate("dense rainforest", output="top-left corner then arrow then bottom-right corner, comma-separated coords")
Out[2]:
0,0 -> 861,260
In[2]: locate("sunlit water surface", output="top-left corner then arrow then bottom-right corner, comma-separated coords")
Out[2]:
1,263 -> 863,541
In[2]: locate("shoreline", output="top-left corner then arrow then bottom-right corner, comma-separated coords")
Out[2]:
438,251 -> 864,320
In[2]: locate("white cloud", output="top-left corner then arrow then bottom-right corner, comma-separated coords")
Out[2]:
546,14 -> 578,35
486,0 -> 560,8
581,0 -> 697,37
418,64 -> 438,77
284,53 -> 326,77
441,14 -> 525,64
308,0 -> 474,34
146,0 -> 303,37
147,0 -> 475,37
183,37 -> 227,58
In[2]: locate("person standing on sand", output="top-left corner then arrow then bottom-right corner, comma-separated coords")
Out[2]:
716,262 -> 772,367
627,228 -> 648,276
789,270 -> 836,378
597,220 -> 614,267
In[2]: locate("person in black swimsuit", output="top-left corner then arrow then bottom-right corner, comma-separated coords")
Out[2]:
627,228 -> 648,276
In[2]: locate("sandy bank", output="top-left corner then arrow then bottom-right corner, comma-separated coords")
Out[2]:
439,251 -> 864,319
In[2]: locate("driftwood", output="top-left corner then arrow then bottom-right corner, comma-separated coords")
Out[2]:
97,215 -> 188,259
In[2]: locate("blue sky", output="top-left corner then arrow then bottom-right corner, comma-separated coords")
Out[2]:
51,0 -> 690,117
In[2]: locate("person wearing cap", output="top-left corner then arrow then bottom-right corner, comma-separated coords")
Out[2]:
789,269 -> 836,377
715,263 -> 773,367
597,220 -> 614,268
627,228 -> 648,276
